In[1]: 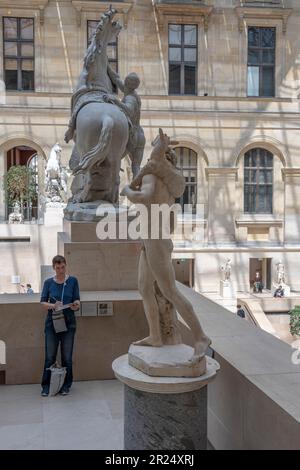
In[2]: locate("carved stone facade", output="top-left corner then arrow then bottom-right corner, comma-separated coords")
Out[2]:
0,0 -> 300,293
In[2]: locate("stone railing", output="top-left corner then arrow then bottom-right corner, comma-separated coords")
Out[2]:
0,284 -> 299,449
179,284 -> 300,449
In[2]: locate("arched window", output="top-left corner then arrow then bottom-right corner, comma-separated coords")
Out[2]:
244,148 -> 273,214
174,147 -> 197,212
0,340 -> 6,365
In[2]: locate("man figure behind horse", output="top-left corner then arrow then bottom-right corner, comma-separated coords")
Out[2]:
104,67 -> 146,178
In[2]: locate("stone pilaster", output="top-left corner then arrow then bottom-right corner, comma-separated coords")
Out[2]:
206,168 -> 238,244
282,168 -> 300,244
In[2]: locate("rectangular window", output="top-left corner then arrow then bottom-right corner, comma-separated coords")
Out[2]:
174,147 -> 198,213
169,24 -> 197,96
247,26 -> 276,97
244,148 -> 273,214
3,17 -> 34,91
87,20 -> 118,72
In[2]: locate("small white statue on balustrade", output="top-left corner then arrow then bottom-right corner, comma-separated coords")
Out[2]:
276,260 -> 286,285
9,201 -> 24,224
220,258 -> 232,282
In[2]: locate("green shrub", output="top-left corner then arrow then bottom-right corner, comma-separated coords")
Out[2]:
289,305 -> 300,337
4,165 -> 37,208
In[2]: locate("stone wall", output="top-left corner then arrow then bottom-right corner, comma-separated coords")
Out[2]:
0,207 -> 64,293
0,0 -> 299,293
0,289 -> 193,384
0,292 -> 147,384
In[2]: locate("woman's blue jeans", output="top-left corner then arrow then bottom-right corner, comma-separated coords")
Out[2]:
41,326 -> 76,391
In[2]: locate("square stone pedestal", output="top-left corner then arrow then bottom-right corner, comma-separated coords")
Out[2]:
58,219 -> 142,291
220,280 -> 236,299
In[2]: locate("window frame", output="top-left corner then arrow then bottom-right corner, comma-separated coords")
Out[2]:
174,147 -> 198,213
3,16 -> 35,92
168,23 -> 198,96
244,148 -> 274,214
247,26 -> 276,98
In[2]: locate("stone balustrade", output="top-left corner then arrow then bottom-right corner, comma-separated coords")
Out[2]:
0,284 -> 299,449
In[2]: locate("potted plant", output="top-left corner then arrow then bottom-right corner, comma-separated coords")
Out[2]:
289,305 -> 300,338
4,165 -> 37,220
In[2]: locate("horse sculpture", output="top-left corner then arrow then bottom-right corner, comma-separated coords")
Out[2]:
45,143 -> 62,193
65,8 -> 131,207
45,143 -> 68,202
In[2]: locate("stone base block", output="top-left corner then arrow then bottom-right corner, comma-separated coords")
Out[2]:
58,218 -> 141,291
64,200 -> 116,222
128,344 -> 206,377
220,280 -> 236,299
44,206 -> 65,227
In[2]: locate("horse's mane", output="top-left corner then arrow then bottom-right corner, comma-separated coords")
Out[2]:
84,38 -> 101,70
83,12 -> 110,70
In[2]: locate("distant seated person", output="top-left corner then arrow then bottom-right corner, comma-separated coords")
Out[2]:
237,304 -> 245,319
253,281 -> 263,293
274,285 -> 284,298
21,283 -> 34,294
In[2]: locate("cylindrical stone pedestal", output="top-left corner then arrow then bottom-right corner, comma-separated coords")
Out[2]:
112,354 -> 219,450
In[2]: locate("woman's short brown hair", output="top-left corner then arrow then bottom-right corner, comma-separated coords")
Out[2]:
52,255 -> 66,267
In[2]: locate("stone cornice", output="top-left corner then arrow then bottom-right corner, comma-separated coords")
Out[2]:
154,1 -> 213,31
0,0 -> 49,25
235,216 -> 283,227
71,1 -> 133,28
205,167 -> 239,178
235,5 -> 292,33
282,168 -> 300,178
173,244 -> 300,253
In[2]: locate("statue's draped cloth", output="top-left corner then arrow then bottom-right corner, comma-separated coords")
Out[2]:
70,87 -> 131,138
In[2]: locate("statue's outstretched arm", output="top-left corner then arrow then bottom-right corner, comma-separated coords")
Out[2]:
121,174 -> 156,204
130,160 -> 158,189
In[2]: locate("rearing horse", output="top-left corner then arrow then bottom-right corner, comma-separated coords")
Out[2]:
67,8 -> 129,204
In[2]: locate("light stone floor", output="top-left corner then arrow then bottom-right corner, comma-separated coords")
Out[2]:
0,380 -> 124,450
201,292 -> 242,313
203,290 -> 300,314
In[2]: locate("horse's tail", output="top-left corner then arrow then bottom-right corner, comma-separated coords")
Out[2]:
73,117 -> 113,175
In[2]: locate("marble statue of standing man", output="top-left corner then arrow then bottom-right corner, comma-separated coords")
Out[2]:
222,258 -> 232,282
121,129 -> 211,364
276,260 -> 285,285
